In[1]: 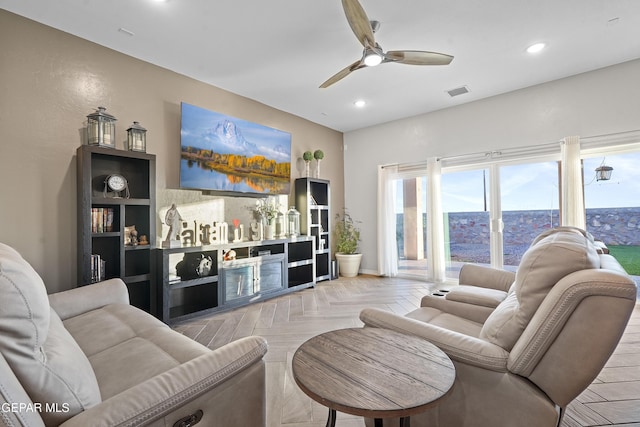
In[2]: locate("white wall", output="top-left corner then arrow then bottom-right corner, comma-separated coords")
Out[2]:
344,59 -> 640,275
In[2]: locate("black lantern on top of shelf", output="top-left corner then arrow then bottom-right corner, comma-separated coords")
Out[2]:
126,121 -> 147,153
87,107 -> 117,148
595,165 -> 613,181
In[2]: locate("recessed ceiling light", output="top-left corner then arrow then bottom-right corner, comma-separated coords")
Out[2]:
354,100 -> 366,108
526,43 -> 546,54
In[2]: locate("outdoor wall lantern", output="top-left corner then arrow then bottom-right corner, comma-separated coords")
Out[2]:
595,165 -> 614,181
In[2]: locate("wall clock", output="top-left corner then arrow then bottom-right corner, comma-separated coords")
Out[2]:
103,174 -> 130,198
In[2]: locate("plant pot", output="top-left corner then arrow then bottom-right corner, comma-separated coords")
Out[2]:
265,220 -> 275,240
335,253 -> 362,278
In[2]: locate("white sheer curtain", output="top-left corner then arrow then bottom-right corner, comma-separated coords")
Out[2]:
377,165 -> 398,276
426,158 -> 446,282
561,136 -> 586,229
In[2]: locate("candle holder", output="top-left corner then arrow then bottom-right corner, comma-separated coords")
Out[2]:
126,121 -> 147,152
87,106 -> 117,148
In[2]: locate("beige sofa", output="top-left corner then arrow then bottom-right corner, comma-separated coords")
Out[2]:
0,243 -> 267,427
360,228 -> 637,427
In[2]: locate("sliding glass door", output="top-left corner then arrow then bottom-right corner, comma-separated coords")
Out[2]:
441,169 -> 490,279
383,138 -> 639,283
440,160 -> 560,278
500,161 -> 560,268
395,175 -> 429,277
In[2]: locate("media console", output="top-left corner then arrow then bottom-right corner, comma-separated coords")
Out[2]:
157,236 -> 315,324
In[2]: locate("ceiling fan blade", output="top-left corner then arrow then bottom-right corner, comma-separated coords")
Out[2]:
342,0 -> 375,47
320,60 -> 363,88
385,50 -> 454,66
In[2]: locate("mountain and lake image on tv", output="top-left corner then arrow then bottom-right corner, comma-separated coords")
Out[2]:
180,102 -> 292,195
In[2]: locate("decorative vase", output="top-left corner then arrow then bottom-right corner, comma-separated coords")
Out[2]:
315,159 -> 321,178
305,161 -> 311,177
265,220 -> 275,240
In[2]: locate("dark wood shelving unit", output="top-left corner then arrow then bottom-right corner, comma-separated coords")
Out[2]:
295,178 -> 331,281
77,145 -> 156,315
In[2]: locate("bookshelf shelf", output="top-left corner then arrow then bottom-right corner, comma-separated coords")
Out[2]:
295,178 -> 331,282
77,145 -> 157,315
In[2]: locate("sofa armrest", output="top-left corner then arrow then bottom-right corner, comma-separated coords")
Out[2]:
458,264 -> 515,292
444,286 -> 507,308
59,335 -> 268,427
49,279 -> 130,320
360,308 -> 509,372
0,353 -> 47,427
420,293 -> 496,324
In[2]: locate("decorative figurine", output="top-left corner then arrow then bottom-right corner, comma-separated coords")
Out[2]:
163,204 -> 183,248
223,249 -> 237,261
130,229 -> 139,246
124,225 -> 136,246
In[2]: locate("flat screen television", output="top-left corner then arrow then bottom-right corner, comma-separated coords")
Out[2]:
180,102 -> 291,195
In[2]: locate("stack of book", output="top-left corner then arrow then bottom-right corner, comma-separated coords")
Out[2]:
91,208 -> 115,233
90,254 -> 106,283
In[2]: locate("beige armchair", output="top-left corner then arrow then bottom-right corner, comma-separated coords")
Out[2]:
360,228 -> 637,427
0,243 -> 267,427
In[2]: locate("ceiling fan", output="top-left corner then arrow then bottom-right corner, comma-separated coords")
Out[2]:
320,0 -> 454,88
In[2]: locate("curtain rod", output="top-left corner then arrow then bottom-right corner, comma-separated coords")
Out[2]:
436,141 -> 561,162
381,160 -> 428,170
381,129 -> 640,169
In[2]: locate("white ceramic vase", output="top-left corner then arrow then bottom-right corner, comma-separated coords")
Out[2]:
265,220 -> 275,240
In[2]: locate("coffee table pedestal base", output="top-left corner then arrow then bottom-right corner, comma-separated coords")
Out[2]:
325,409 -> 410,427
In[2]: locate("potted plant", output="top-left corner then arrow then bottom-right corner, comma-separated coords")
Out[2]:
334,209 -> 362,277
303,151 -> 313,177
253,197 -> 281,239
313,149 -> 324,178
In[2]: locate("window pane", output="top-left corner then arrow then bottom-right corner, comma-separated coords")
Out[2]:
500,162 -> 560,267
441,169 -> 490,279
584,152 -> 640,277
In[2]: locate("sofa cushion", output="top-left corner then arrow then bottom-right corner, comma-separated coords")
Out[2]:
0,243 -> 101,425
479,230 -> 600,351
63,303 -> 211,399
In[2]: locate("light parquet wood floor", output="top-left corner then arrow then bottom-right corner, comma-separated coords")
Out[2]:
173,275 -> 640,427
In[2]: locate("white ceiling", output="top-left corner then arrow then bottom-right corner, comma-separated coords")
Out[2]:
3,0 -> 640,132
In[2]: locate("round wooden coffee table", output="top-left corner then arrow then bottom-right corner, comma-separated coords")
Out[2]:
292,327 -> 455,427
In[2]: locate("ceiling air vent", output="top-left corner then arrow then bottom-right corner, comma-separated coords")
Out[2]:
447,86 -> 470,98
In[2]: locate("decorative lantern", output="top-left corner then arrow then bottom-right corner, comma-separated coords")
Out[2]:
126,121 -> 147,152
87,107 -> 117,148
287,206 -> 301,237
595,165 -> 613,181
